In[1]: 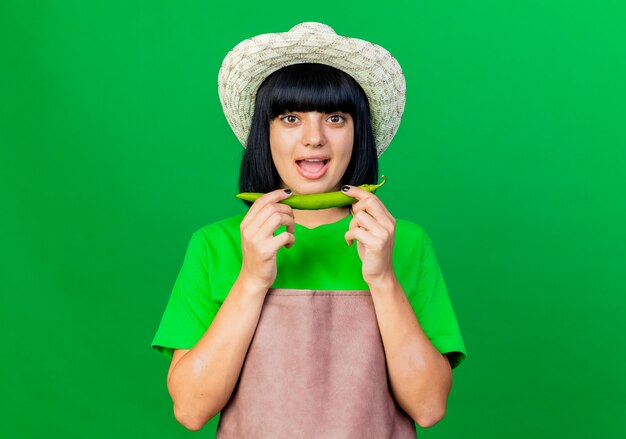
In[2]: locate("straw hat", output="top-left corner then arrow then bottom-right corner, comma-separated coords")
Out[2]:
217,22 -> 406,157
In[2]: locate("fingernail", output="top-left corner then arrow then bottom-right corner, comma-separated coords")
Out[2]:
341,185 -> 350,192
284,189 -> 292,194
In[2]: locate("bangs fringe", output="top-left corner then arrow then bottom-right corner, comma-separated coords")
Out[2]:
261,63 -> 364,118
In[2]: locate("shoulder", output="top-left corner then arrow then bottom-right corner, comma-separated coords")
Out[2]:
394,217 -> 432,246
192,212 -> 247,243
393,217 -> 441,266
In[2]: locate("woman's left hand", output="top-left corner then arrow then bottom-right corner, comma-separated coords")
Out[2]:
342,185 -> 397,287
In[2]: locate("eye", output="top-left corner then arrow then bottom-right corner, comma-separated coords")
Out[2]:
327,114 -> 346,124
280,114 -> 299,124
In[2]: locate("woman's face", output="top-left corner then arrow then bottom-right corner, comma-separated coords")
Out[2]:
269,111 -> 354,195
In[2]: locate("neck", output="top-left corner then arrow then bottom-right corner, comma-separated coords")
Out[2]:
293,206 -> 351,229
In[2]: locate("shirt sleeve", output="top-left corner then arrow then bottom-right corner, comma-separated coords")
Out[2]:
151,230 -> 220,359
407,229 -> 467,369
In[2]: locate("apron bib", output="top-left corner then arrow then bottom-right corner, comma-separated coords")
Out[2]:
216,288 -> 417,438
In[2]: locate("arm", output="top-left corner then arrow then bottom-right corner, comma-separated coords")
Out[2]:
340,184 -> 454,428
166,272 -> 267,431
368,274 -> 452,428
165,188 -> 296,431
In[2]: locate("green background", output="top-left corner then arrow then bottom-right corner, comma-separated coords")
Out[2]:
2,0 -> 625,437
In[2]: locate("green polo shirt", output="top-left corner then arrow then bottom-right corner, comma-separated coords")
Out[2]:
151,211 -> 467,368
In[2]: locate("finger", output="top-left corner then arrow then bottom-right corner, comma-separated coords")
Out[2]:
346,217 -> 359,246
344,227 -> 380,249
351,210 -> 386,238
242,188 -> 293,229
249,188 -> 293,219
343,184 -> 393,217
269,230 -> 296,253
348,215 -> 362,232
341,184 -> 373,201
351,197 -> 394,231
266,202 -> 295,235
259,211 -> 295,240
343,184 -> 388,213
246,196 -> 295,236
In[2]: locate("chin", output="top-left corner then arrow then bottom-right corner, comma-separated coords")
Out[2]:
292,180 -> 334,195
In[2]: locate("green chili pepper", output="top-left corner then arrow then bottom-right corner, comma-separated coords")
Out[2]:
235,175 -> 387,210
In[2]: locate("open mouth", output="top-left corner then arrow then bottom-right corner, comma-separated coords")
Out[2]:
295,159 -> 330,179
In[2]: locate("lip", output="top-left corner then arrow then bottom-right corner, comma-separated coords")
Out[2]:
295,159 -> 330,180
295,154 -> 330,161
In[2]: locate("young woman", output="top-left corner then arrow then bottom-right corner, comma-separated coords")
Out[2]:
152,22 -> 467,437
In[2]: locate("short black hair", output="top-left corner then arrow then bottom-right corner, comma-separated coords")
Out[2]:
238,63 -> 379,207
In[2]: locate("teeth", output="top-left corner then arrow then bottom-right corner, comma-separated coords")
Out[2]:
302,159 -> 325,162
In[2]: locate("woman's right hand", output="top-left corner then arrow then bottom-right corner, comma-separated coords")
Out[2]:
239,188 -> 295,290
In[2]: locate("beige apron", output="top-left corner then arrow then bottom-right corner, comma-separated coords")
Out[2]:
216,288 -> 417,438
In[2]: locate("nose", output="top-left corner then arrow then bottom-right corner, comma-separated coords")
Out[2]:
301,115 -> 326,147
